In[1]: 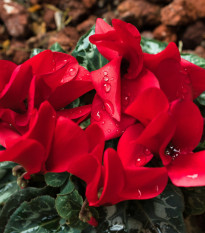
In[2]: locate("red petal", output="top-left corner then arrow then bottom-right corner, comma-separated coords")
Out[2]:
57,105 -> 91,122
112,19 -> 141,40
167,151 -> 205,187
95,18 -> 114,34
170,100 -> 203,152
144,43 -> 193,102
0,60 -> 17,92
144,42 -> 180,72
117,124 -> 153,169
46,117 -> 89,172
47,66 -> 93,110
25,50 -> 54,74
85,123 -> 105,160
125,88 -> 169,125
136,110 -> 176,154
91,95 -> 136,140
181,58 -> 205,99
0,139 -> 45,175
0,122 -> 20,148
122,167 -> 168,199
90,148 -> 125,206
91,57 -> 121,121
0,63 -> 33,111
24,101 -> 56,160
121,68 -> 159,113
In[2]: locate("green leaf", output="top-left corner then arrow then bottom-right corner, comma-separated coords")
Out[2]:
30,48 -> 45,58
4,195 -> 59,233
0,168 -> 19,206
0,186 -> 57,232
55,190 -> 87,229
141,37 -> 168,54
197,92 -> 205,106
182,186 -> 205,215
72,25 -> 108,71
50,42 -> 66,53
181,53 -> 205,69
59,177 -> 75,196
67,98 -> 80,109
0,161 -> 16,169
45,172 -> 69,187
129,184 -> 185,233
93,184 -> 185,233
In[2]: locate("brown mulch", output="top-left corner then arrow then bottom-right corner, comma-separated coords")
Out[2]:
0,0 -> 205,63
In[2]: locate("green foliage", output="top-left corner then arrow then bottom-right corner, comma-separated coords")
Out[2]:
91,184 -> 185,233
4,195 -> 59,233
72,25 -> 108,71
30,48 -> 45,58
182,187 -> 205,216
181,53 -> 205,69
50,42 -> 66,53
45,172 -> 69,187
59,177 -> 75,195
0,162 -> 19,207
141,37 -> 168,54
0,186 -> 57,232
55,189 -> 88,230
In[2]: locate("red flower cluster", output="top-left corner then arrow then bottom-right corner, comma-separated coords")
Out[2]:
0,18 -> 205,207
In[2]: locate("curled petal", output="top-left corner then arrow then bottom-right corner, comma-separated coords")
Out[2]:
46,117 -> 89,172
125,87 -> 169,125
170,100 -> 203,152
167,151 -> 205,187
89,148 -> 125,206
23,101 -> 56,161
0,60 -> 17,92
0,122 -> 20,148
47,66 -> 93,110
118,124 -> 153,168
136,110 -> 176,154
144,42 -> 181,72
91,57 -> 121,121
85,123 -> 105,161
91,95 -> 136,140
0,139 -> 45,175
121,68 -> 159,113
90,19 -> 143,79
0,63 -> 33,111
122,167 -> 168,199
57,105 -> 91,124
181,58 -> 205,99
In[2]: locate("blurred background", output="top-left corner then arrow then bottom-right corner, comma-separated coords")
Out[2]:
0,0 -> 205,64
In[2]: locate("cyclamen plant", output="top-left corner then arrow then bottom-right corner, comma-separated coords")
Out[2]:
0,18 -> 205,233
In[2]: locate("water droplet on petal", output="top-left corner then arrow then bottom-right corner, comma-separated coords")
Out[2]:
104,76 -> 109,81
143,148 -> 151,155
104,101 -> 114,115
69,67 -> 76,76
110,77 -> 114,81
103,83 -> 111,93
107,129 -> 111,133
135,154 -> 146,166
187,174 -> 198,179
103,71 -> 108,76
155,185 -> 159,193
137,189 -> 142,198
93,111 -> 101,121
122,96 -> 129,106
101,121 -> 105,125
